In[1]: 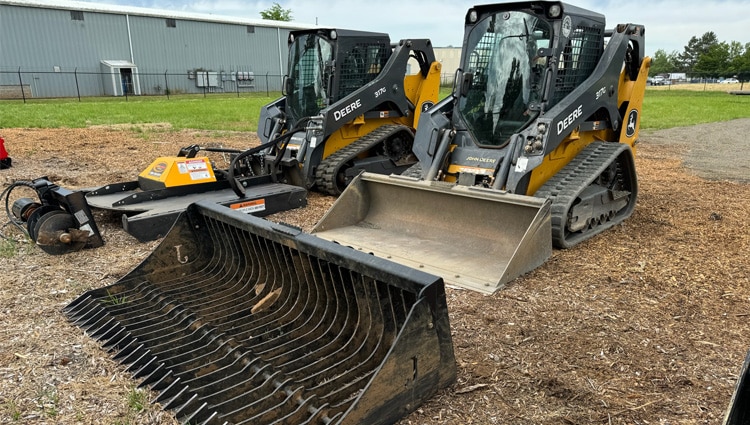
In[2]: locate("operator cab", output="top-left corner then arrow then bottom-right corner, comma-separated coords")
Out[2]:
459,9 -> 552,148
454,2 -> 605,150
285,28 -> 391,126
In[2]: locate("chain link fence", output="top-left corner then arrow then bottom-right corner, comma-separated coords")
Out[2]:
1,69 -> 458,102
0,69 -> 287,102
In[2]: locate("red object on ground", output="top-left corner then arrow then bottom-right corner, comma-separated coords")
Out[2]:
0,136 -> 11,168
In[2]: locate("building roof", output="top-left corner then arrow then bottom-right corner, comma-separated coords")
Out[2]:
0,0 -> 318,30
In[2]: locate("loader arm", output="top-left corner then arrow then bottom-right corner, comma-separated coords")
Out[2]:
725,348 -> 750,424
295,38 -> 438,191
507,22 -> 647,194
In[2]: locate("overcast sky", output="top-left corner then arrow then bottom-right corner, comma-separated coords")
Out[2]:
83,0 -> 750,56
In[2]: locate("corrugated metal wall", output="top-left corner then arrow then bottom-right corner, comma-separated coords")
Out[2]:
0,2 -> 296,97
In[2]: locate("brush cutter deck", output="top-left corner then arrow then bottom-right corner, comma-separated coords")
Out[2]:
64,201 -> 455,425
85,179 -> 306,242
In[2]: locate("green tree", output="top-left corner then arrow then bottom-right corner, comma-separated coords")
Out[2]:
677,32 -> 719,72
694,42 -> 730,78
650,49 -> 680,75
260,3 -> 293,21
730,42 -> 750,83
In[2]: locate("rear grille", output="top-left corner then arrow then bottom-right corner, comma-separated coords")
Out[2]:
65,201 -> 455,425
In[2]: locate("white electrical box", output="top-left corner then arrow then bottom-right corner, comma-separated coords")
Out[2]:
195,71 -> 219,87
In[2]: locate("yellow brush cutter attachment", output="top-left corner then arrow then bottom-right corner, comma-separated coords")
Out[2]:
65,201 -> 455,425
138,156 -> 218,191
312,173 -> 552,294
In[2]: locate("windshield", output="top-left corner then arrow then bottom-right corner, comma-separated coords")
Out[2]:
459,11 -> 551,147
287,34 -> 334,123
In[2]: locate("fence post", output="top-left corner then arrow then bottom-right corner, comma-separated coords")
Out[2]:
18,67 -> 26,103
236,73 -> 240,98
74,68 -> 81,102
266,72 -> 269,97
164,70 -> 169,100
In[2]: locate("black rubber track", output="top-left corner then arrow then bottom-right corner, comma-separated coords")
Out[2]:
534,141 -> 637,249
314,124 -> 413,196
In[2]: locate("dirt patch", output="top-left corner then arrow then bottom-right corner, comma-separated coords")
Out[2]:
0,123 -> 748,424
643,118 -> 750,183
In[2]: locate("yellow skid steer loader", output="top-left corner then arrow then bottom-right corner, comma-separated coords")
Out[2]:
314,1 -> 650,294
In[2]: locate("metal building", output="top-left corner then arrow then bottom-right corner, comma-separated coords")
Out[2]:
0,0 -> 316,98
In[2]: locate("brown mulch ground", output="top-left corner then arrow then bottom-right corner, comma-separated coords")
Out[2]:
0,122 -> 748,424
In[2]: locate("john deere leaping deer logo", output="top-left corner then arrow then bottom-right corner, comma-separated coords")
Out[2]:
626,110 -> 638,138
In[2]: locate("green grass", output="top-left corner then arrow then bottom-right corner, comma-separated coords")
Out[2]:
126,388 -> 147,412
4,400 -> 21,421
104,290 -> 128,306
0,93 -> 281,131
641,90 -> 750,130
0,239 -> 18,258
1,89 -> 748,132
35,385 -> 59,418
111,387 -> 150,425
439,86 -> 453,100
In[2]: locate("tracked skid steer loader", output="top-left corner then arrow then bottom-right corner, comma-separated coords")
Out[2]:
65,201 -> 456,424
314,1 -> 650,294
256,29 -> 442,196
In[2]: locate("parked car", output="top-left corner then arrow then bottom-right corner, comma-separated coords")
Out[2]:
720,78 -> 740,84
648,75 -> 670,86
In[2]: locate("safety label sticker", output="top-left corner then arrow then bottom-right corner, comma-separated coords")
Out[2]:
230,199 -> 266,214
190,170 -> 211,180
185,159 -> 208,170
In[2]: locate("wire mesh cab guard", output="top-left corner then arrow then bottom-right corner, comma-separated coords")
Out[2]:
64,200 -> 455,425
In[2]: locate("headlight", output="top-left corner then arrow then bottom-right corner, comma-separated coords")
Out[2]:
548,4 -> 562,18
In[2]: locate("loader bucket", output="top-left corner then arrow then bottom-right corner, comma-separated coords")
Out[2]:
312,173 -> 552,294
724,348 -> 750,425
64,201 -> 455,425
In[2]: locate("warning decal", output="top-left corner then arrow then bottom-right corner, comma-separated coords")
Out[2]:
190,170 -> 211,180
183,159 -> 211,180
230,199 -> 266,214
185,159 -> 208,170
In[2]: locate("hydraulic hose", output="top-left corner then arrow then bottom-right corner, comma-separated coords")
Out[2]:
1,180 -> 36,239
228,118 -> 309,197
